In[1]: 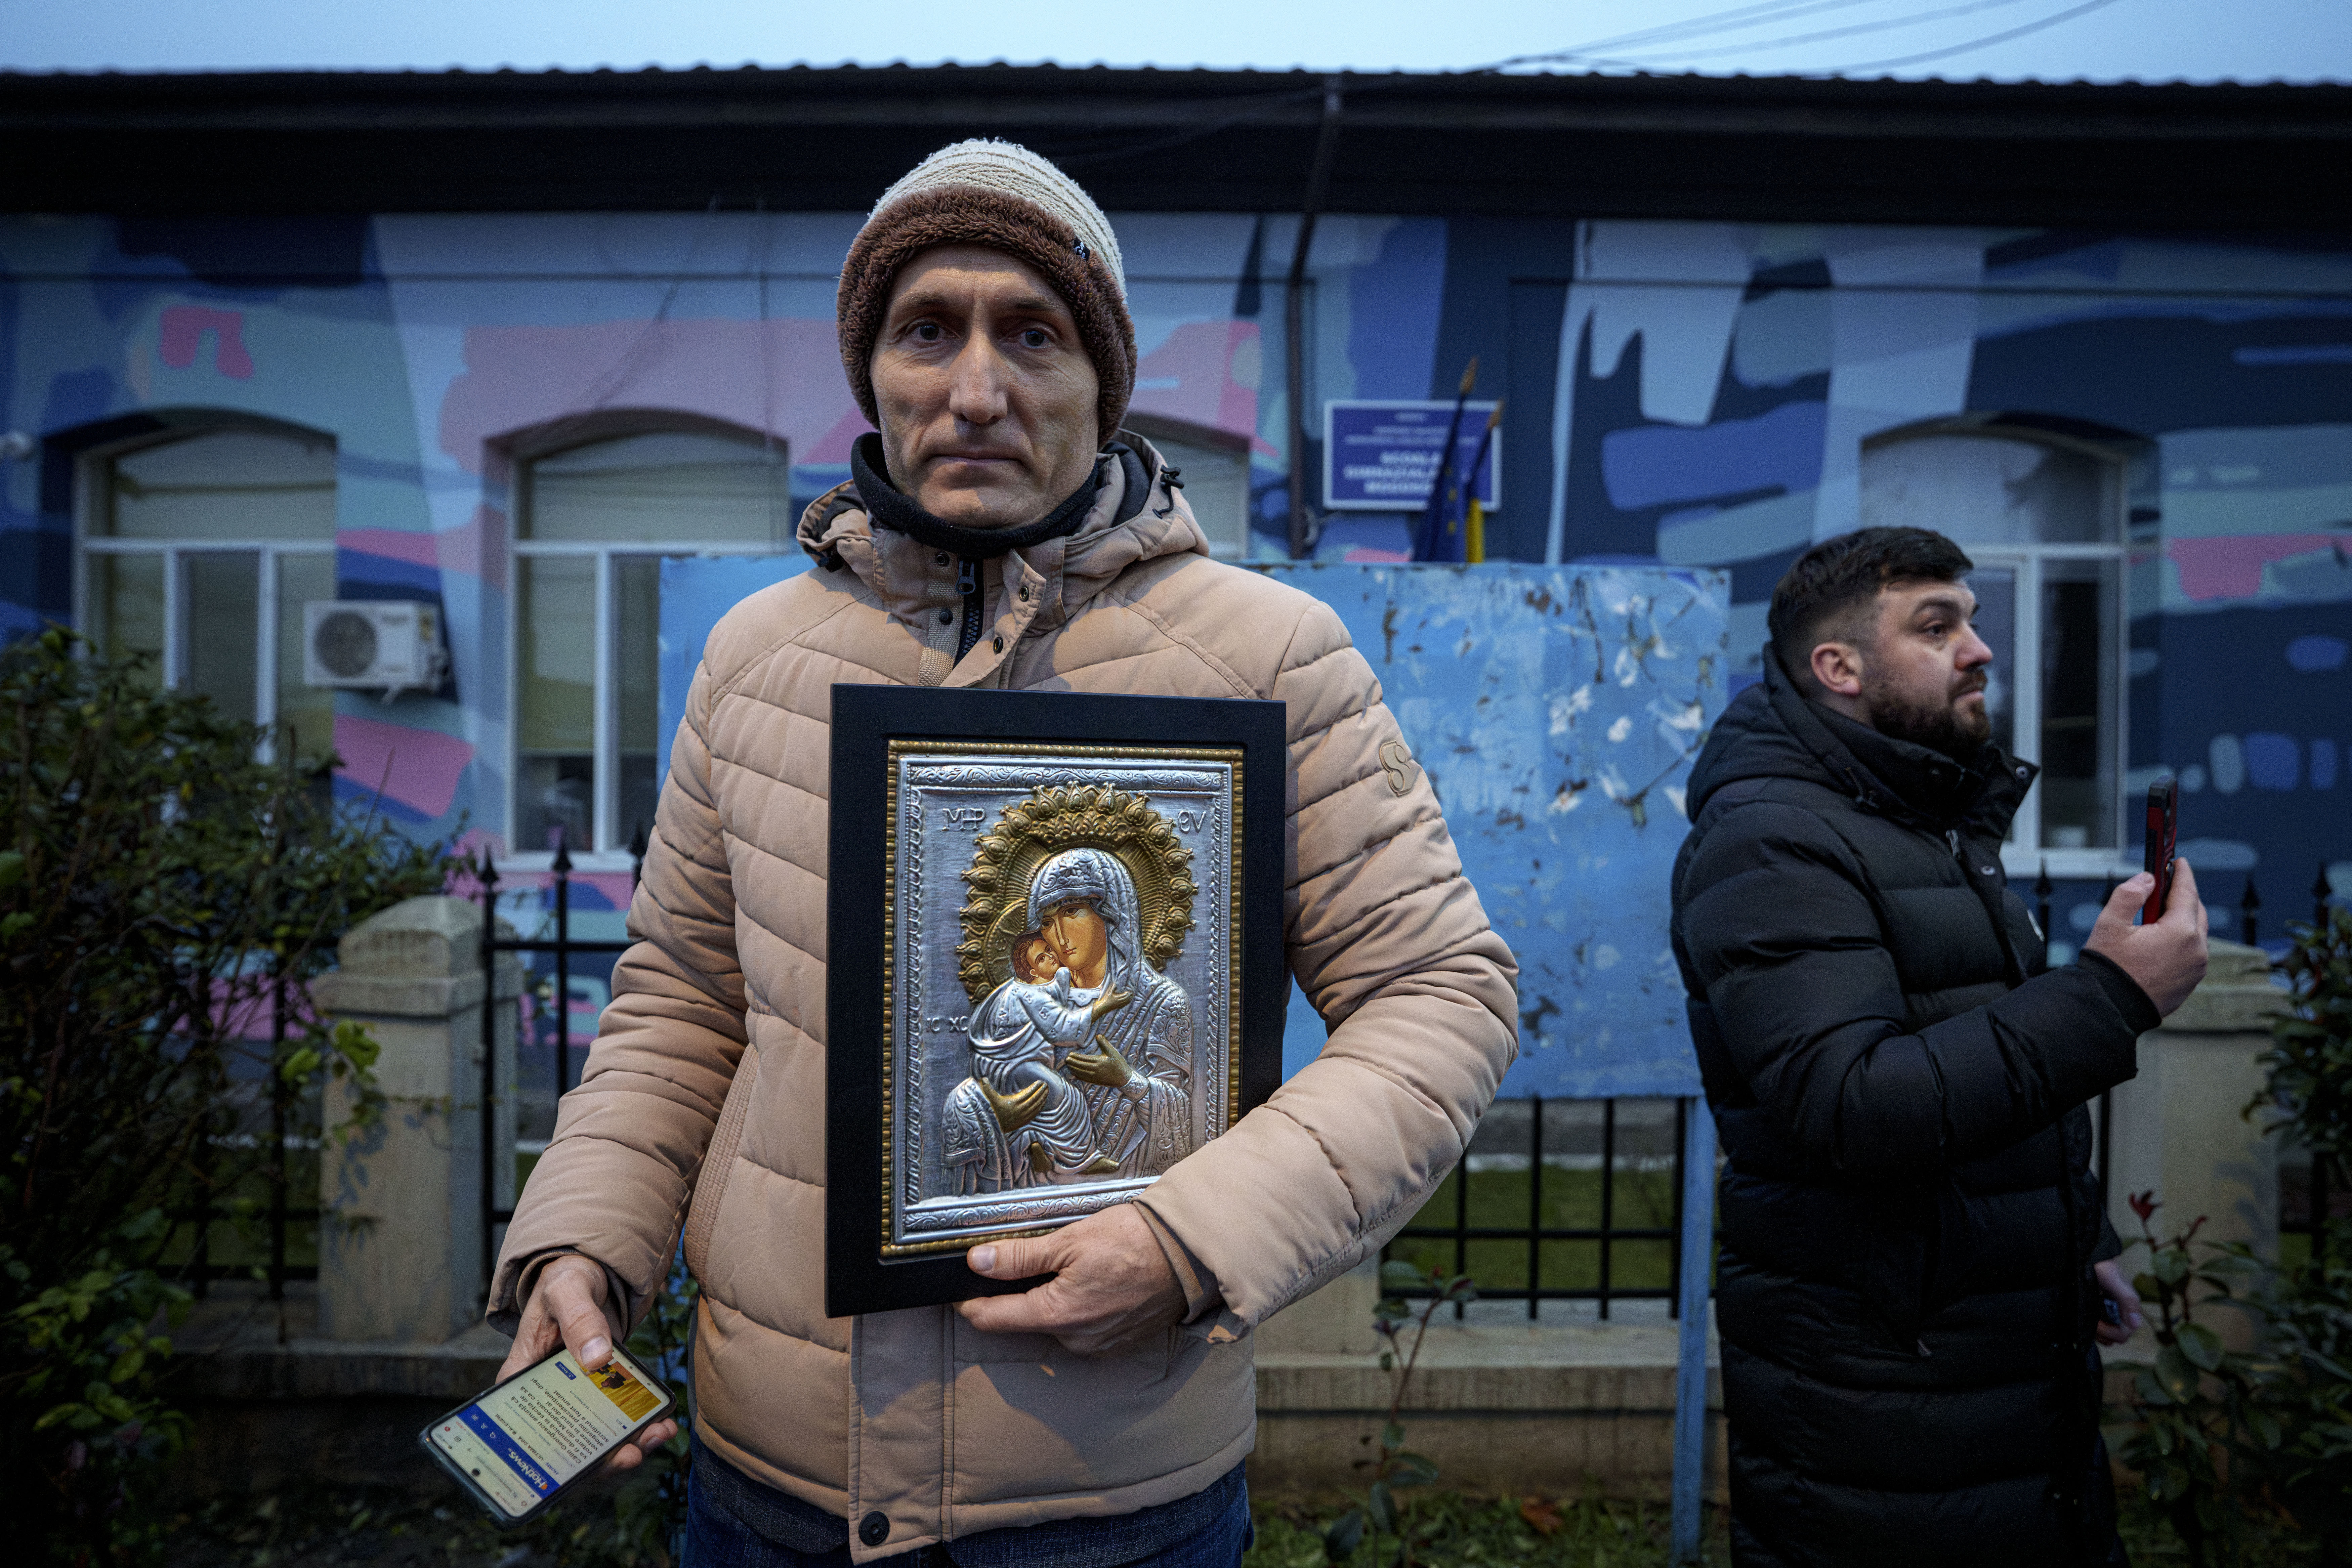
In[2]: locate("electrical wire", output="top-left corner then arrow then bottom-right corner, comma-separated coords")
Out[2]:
1050,0 -> 2138,171
1486,0 -> 1918,67
1477,0 -> 2134,76
1809,0 -> 2130,71
1607,0 -> 2058,67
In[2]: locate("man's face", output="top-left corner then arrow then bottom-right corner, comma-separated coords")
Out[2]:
1852,579 -> 1995,758
1041,898 -> 1109,988
870,245 -> 1101,530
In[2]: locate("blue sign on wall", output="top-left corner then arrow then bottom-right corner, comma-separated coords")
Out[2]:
1323,400 -> 1502,512
657,558 -> 1726,1098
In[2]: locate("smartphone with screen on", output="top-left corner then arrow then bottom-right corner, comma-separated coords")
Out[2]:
2143,777 -> 2179,923
420,1343 -> 677,1528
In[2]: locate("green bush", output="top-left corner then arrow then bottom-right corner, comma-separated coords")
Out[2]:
2110,906 -> 2352,1567
0,629 -> 454,1563
2248,905 -> 2352,1562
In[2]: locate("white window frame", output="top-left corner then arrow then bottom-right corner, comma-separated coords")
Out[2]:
1966,543 -> 2133,880
1861,421 -> 2136,881
72,429 -> 337,766
506,539 -> 779,870
1122,413 -> 1255,560
502,420 -> 792,874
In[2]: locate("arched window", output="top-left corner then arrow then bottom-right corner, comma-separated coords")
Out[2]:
509,420 -> 788,856
78,420 -> 338,762
1861,417 -> 2137,865
1122,415 -> 1252,559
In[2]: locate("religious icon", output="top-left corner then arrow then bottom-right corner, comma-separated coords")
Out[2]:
826,687 -> 1286,1315
892,762 -> 1234,1251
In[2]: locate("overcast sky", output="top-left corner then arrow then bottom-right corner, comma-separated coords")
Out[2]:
2,0 -> 2346,82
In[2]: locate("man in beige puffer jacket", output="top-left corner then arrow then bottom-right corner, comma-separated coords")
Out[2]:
490,140 -> 1518,1567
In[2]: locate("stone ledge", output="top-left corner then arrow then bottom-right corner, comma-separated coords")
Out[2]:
1252,1321 -> 1726,1501
1258,1321 -> 1722,1416
163,1305 -> 1727,1501
172,1323 -> 512,1402
310,957 -> 523,1021
310,969 -> 485,1018
2159,939 -> 2286,1034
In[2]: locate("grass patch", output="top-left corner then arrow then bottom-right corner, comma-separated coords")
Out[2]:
1382,1165 -> 1679,1296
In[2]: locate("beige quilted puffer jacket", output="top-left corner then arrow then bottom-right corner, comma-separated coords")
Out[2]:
491,437 -> 1518,1561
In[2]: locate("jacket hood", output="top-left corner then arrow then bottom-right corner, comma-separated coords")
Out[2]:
795,431 -> 1209,635
1685,643 -> 2034,837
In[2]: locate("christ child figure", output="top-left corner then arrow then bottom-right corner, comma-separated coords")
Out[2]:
968,931 -> 1132,1177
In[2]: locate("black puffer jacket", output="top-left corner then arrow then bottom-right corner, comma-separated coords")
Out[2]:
1671,649 -> 2158,1568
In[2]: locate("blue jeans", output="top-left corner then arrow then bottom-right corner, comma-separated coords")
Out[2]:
684,1451 -> 1251,1568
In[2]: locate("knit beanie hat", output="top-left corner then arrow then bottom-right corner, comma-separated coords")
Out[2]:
837,140 -> 1137,445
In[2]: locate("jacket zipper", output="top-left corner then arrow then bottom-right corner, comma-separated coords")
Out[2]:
1945,828 -> 1963,861
955,557 -> 982,661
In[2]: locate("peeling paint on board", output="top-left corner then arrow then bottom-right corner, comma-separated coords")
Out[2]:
1258,562 -> 1728,1097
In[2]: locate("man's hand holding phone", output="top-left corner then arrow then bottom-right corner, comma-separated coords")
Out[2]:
500,1256 -> 678,1473
2083,857 -> 2210,1018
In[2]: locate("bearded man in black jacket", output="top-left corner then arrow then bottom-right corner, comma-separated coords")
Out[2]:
1672,527 -> 2210,1566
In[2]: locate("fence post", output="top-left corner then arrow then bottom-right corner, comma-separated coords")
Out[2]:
1453,1135 -> 1470,1321
313,894 -> 518,1343
1670,1097 -> 1719,1565
553,829 -> 576,1095
1597,1098 -> 1617,1321
1526,1094 -> 1544,1322
2318,860 -> 2335,931
268,959 -> 289,1322
2241,875 -> 2261,948
477,850 -> 504,1304
1668,1097 -> 1687,1320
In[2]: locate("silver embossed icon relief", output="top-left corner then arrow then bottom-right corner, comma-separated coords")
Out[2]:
882,743 -> 1243,1257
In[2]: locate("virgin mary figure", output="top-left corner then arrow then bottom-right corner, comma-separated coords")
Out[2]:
940,847 -> 1197,1195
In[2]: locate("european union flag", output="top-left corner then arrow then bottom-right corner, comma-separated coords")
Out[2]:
1413,396 -> 1501,565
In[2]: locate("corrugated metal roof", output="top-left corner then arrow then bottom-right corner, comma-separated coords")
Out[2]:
1,64 -> 2344,227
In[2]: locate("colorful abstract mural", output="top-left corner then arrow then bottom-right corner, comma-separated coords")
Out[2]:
1,208 -> 2344,959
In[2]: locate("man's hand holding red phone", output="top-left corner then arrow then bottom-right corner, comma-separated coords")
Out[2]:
499,1256 -> 678,1473
2082,778 -> 2209,1022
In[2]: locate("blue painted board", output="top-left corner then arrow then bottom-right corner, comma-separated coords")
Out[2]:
657,557 -> 1727,1098
656,554 -> 814,785
1258,563 -> 1727,1097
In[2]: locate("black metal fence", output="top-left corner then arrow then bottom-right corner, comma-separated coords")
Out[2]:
179,971 -> 322,1298
1383,1096 -> 1693,1320
2035,858 -> 2337,958
459,841 -> 2339,1306
475,827 -> 645,1289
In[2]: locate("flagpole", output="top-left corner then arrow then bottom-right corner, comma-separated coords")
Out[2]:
1461,400 -> 1503,563
1414,357 -> 1477,561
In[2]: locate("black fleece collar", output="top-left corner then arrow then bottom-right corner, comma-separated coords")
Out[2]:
851,433 -> 1104,561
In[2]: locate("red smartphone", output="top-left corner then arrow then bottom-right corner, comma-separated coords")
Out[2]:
2142,777 -> 2178,922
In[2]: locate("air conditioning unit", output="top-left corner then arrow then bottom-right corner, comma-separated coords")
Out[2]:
303,600 -> 448,694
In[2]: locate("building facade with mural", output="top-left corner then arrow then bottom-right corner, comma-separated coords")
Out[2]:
2,66 -> 2346,966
